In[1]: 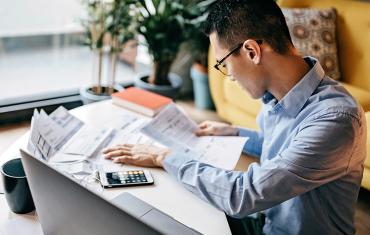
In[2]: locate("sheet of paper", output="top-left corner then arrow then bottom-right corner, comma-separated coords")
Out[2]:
141,103 -> 198,147
49,106 -> 84,149
60,125 -> 113,158
141,104 -> 248,170
27,110 -> 53,160
192,136 -> 248,169
38,110 -> 67,149
27,111 -> 41,158
51,161 -> 95,175
28,108 -> 85,161
95,109 -> 145,130
105,118 -> 161,151
49,152 -> 88,163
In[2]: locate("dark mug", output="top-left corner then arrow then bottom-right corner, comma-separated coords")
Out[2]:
1,158 -> 35,214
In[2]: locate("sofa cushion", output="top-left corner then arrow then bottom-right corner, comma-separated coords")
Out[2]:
365,112 -> 370,169
278,0 -> 370,93
282,7 -> 341,80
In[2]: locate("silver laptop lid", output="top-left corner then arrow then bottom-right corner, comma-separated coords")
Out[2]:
20,149 -> 161,235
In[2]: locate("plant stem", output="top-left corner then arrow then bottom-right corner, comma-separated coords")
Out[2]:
97,48 -> 103,94
108,36 -> 119,95
150,60 -> 172,86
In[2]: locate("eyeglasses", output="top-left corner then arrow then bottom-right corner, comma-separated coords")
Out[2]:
214,40 -> 263,76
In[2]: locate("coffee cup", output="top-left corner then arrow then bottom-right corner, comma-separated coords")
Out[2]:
1,158 -> 35,214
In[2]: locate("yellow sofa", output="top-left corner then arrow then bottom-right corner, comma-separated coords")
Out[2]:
208,0 -> 370,189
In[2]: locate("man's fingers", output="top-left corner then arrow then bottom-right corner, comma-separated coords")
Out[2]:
198,122 -> 208,129
102,146 -> 130,154
102,146 -> 119,154
104,149 -> 132,159
122,143 -> 134,148
113,155 -> 140,164
195,128 -> 214,136
112,155 -> 131,163
195,122 -> 212,136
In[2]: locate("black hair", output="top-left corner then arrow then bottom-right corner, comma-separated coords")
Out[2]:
203,0 -> 293,54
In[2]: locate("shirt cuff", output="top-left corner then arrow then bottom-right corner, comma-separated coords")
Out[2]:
238,127 -> 257,138
163,150 -> 194,178
237,127 -> 262,157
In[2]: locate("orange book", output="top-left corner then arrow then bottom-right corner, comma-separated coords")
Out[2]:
111,87 -> 173,117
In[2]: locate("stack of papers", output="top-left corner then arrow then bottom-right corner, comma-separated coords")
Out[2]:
28,107 -> 113,163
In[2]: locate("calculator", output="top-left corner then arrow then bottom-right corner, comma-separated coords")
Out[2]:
99,170 -> 154,188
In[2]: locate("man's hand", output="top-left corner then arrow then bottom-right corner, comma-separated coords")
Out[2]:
195,121 -> 239,136
102,144 -> 170,168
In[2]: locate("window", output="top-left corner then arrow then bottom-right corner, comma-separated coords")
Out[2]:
0,0 -> 150,117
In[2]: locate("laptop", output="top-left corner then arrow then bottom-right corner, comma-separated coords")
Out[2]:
20,149 -> 201,235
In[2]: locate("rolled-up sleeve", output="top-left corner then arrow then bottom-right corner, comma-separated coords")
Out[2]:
163,112 -> 360,218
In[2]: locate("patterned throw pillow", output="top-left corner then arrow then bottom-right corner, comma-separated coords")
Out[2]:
282,8 -> 341,80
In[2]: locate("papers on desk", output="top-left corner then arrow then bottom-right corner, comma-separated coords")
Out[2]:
141,104 -> 248,170
28,103 -> 248,171
28,107 -> 113,163
60,125 -> 112,157
108,118 -> 156,146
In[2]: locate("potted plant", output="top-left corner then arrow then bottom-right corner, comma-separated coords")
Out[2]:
132,0 -> 211,99
185,1 -> 215,109
80,0 -> 136,104
105,0 -> 138,94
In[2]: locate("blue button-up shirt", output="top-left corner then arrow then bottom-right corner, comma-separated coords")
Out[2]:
163,57 -> 367,235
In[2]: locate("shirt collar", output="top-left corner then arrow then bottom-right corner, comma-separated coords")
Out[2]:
262,57 -> 325,117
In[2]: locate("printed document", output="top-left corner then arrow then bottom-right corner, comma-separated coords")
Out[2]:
28,107 -> 113,163
28,110 -> 51,159
49,106 -> 84,149
60,125 -> 113,157
141,104 -> 248,170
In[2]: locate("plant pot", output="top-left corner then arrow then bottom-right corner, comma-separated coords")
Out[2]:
170,46 -> 194,98
80,85 -> 123,105
134,72 -> 183,100
190,64 -> 214,110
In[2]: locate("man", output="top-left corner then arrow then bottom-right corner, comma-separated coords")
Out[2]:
103,0 -> 367,234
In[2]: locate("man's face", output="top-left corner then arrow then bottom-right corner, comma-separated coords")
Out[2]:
210,33 -> 266,99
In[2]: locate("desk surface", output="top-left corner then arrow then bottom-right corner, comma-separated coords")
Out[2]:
0,100 -> 255,235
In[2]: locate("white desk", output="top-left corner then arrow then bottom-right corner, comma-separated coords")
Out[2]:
0,100 -> 254,235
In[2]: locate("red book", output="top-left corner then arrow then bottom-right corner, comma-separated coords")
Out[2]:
111,87 -> 173,117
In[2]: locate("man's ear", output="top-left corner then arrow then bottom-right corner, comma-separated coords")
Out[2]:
242,39 -> 261,65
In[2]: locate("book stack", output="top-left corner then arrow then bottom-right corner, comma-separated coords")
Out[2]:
111,87 -> 173,117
